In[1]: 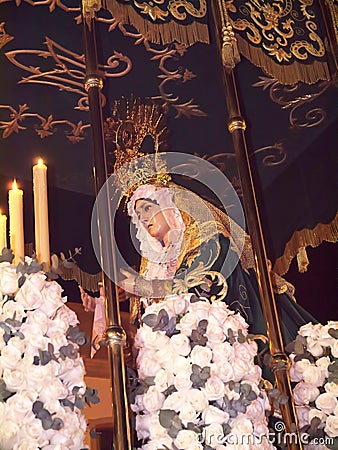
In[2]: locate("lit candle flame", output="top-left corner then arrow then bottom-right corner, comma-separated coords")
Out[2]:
12,179 -> 18,190
38,158 -> 44,166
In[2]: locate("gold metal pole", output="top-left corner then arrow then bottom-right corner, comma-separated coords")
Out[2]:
211,3 -> 302,449
81,7 -> 132,450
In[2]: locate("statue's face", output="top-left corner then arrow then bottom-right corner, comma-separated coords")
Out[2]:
135,198 -> 170,243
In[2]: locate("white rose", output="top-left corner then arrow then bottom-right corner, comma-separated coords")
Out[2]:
177,311 -> 198,337
13,439 -> 41,450
6,335 -> 26,354
190,345 -> 212,367
143,437 -> 173,450
59,358 -> 85,391
315,393 -> 337,414
169,333 -> 191,356
325,382 -> 338,397
174,370 -> 193,391
324,414 -> 338,438
0,344 -> 22,369
19,323 -> 49,351
212,342 -> 235,363
48,330 -> 69,352
1,300 -> 26,322
174,429 -> 201,449
302,365 -> 326,387
202,405 -> 230,425
308,407 -> 327,423
243,365 -> 262,384
0,263 -> 19,295
212,360 -> 234,383
222,313 -> 249,335
293,382 -> 320,405
206,324 -> 225,346
331,340 -> 338,358
131,394 -> 145,413
39,281 -> 66,316
38,378 -> 69,403
163,391 -> 188,411
202,376 -> 225,401
135,326 -> 170,351
233,341 -> 257,361
147,413 -> 169,440
299,323 -> 320,338
231,416 -> 254,435
137,351 -> 162,378
24,363 -> 59,393
306,337 -> 324,357
316,356 -> 331,377
15,274 -> 46,310
142,387 -> 165,413
178,402 -> 198,425
189,388 -> 209,412
6,393 -> 35,421
54,305 -> 79,327
0,419 -> 19,450
172,354 -> 191,375
154,368 -> 174,391
246,397 -> 268,422
3,367 -> 25,392
165,294 -> 190,315
232,358 -> 250,382
189,300 -> 211,321
209,302 -> 232,326
26,309 -> 49,335
204,423 -> 225,446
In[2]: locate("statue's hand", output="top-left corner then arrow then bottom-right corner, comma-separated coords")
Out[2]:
79,285 -> 97,312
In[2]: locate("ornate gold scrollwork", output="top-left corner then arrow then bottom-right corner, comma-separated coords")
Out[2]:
133,0 -> 207,22
168,0 -> 207,20
227,0 -> 330,83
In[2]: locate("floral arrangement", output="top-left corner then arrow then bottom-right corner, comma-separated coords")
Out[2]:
129,293 -> 273,450
0,252 -> 99,450
287,321 -> 338,449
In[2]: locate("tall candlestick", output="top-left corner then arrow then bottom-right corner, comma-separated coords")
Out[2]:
33,158 -> 50,268
0,209 -> 7,252
9,180 -> 25,265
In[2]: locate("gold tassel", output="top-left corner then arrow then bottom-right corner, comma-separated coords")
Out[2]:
296,247 -> 310,273
273,213 -> 338,275
82,0 -> 102,20
217,0 -> 240,69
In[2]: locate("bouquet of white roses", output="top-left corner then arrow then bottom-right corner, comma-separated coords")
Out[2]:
287,321 -> 338,449
0,254 -> 98,450
129,293 -> 273,450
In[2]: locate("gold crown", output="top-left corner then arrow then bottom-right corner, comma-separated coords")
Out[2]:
105,96 -> 171,200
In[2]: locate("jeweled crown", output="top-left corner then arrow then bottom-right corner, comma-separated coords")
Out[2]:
105,96 -> 171,200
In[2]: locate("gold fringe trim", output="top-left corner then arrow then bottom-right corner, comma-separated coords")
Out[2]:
237,35 -> 331,85
273,212 -> 338,276
103,0 -> 210,46
57,264 -> 102,293
325,0 -> 338,45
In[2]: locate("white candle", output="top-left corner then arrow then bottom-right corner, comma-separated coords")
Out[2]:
33,158 -> 50,268
0,209 -> 7,251
9,180 -> 25,265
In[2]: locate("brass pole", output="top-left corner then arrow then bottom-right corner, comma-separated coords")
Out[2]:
81,9 -> 132,450
211,3 -> 301,449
